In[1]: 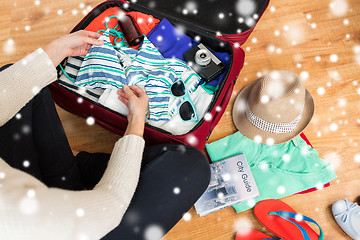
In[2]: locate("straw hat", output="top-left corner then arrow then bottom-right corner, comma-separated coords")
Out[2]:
232,70 -> 314,145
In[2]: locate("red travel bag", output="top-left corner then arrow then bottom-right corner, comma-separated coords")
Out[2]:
49,0 -> 270,150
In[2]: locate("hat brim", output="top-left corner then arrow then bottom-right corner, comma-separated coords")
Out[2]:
232,80 -> 314,145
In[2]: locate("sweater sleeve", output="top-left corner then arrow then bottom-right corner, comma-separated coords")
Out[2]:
0,134 -> 145,240
0,48 -> 57,126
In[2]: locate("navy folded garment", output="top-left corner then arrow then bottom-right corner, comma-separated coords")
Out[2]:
147,18 -> 230,92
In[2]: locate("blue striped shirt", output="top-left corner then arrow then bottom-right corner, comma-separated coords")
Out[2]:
75,31 -> 201,121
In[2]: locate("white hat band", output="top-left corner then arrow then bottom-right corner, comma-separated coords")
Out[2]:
245,104 -> 304,133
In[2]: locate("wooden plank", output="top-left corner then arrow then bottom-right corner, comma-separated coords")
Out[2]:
1,0 -> 359,239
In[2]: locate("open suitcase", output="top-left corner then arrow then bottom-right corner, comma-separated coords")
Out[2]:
49,0 -> 270,150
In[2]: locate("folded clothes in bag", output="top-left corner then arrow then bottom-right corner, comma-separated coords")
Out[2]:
147,18 -> 195,60
58,56 -> 104,102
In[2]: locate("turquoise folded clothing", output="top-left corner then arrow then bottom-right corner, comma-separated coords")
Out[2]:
205,131 -> 337,213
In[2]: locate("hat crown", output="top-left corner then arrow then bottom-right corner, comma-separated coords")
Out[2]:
248,70 -> 305,123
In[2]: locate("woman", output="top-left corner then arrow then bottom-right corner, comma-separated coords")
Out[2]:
0,30 -> 210,240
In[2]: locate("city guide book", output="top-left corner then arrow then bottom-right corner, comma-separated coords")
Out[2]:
194,153 -> 259,216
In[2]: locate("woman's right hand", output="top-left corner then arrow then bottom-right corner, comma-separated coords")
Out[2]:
117,85 -> 148,137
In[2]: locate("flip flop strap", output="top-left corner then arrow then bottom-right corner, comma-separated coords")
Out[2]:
269,211 -> 324,240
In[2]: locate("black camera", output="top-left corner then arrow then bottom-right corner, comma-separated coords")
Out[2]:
183,44 -> 225,82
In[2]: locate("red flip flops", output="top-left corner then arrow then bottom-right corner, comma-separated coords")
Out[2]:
235,229 -> 275,240
254,199 -> 323,240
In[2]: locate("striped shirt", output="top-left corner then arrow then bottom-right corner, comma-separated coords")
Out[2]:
58,56 -> 104,102
75,31 -> 201,121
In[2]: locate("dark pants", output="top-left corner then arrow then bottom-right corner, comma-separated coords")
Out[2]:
0,64 -> 210,239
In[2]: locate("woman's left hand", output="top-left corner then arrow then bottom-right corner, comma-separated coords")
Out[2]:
43,30 -> 104,67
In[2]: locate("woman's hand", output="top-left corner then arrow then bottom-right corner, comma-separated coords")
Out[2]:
43,30 -> 104,67
117,85 -> 149,137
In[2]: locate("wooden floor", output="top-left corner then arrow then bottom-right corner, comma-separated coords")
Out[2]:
1,0 -> 360,239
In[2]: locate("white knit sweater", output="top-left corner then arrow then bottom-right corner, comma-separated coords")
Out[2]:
0,49 -> 145,240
